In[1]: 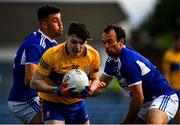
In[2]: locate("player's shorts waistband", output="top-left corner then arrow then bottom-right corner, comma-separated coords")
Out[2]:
42,99 -> 84,106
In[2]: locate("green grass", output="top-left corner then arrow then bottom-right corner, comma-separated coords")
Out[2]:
109,77 -> 121,91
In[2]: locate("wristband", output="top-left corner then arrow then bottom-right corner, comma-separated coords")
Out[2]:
52,86 -> 63,95
52,86 -> 59,92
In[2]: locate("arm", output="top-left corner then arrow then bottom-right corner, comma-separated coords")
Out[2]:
83,73 -> 110,97
122,83 -> 144,123
88,50 -> 109,94
24,46 -> 41,86
100,73 -> 113,84
92,73 -> 113,95
25,63 -> 37,86
30,70 -> 56,94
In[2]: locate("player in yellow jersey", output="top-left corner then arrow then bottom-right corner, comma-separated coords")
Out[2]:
162,32 -> 180,123
30,21 -> 105,124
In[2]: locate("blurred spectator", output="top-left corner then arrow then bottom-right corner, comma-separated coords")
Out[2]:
162,31 -> 180,123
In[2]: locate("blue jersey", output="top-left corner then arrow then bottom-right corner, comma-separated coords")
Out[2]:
8,30 -> 58,101
104,46 -> 175,102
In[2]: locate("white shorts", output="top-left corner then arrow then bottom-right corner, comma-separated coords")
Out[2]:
138,94 -> 179,121
8,96 -> 40,123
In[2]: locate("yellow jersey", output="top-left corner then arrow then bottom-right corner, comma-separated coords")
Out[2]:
162,49 -> 180,90
37,42 -> 100,104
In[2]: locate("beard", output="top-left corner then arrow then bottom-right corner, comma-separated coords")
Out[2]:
106,50 -> 119,59
55,30 -> 63,37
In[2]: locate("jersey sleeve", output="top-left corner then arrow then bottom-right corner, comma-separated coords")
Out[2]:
25,46 -> 41,64
124,61 -> 142,86
89,52 -> 101,80
37,48 -> 54,76
104,57 -> 114,76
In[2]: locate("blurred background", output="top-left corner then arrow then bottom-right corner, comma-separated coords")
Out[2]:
0,0 -> 180,124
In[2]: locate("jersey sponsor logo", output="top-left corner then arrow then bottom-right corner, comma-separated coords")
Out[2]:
72,64 -> 79,69
55,64 -> 80,70
40,58 -> 49,69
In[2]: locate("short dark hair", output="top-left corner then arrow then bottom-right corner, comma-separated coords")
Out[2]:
37,5 -> 60,21
104,24 -> 126,43
68,21 -> 92,41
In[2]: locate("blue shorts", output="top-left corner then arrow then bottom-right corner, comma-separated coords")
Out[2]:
42,100 -> 89,124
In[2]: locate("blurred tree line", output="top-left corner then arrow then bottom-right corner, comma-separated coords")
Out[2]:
129,0 -> 180,70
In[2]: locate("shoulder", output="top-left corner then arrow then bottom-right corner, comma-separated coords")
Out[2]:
44,43 -> 64,56
23,31 -> 42,47
17,32 -> 38,50
120,47 -> 151,71
86,44 -> 99,57
25,31 -> 40,41
120,47 -> 139,63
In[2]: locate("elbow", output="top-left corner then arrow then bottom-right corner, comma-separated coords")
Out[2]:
131,94 -> 144,104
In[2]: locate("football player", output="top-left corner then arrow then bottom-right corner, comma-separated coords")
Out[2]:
30,21 -> 105,124
98,24 -> 179,124
8,5 -> 63,124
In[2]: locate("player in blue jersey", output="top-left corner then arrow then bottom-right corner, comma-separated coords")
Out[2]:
98,24 -> 179,124
8,5 -> 63,124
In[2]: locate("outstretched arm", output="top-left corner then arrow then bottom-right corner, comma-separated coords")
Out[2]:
30,70 -> 56,94
91,73 -> 113,95
31,70 -> 83,96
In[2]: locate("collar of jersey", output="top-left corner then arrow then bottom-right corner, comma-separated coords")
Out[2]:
65,43 -> 87,57
38,29 -> 57,43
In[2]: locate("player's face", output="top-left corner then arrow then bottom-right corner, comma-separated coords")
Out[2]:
66,34 -> 86,58
102,30 -> 122,58
46,13 -> 63,38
